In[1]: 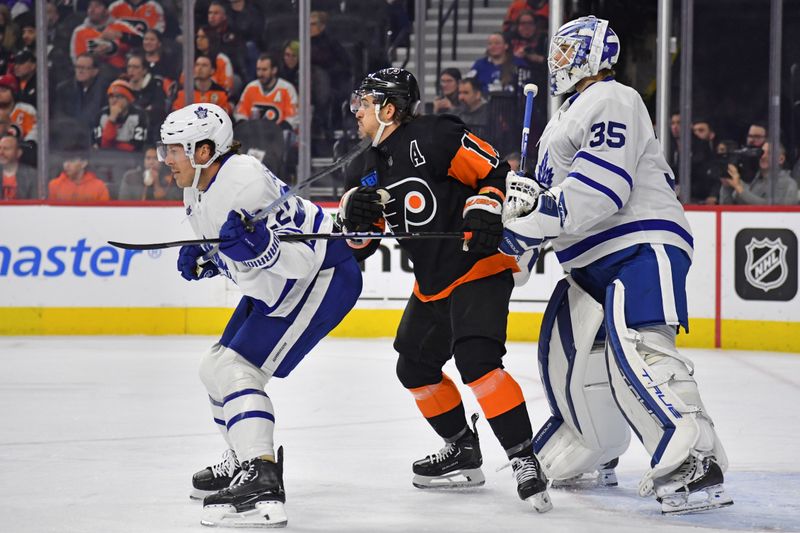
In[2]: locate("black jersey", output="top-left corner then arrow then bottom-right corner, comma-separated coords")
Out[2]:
349,114 -> 518,300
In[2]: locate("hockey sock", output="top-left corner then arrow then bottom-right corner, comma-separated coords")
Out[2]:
408,373 -> 469,440
468,369 -> 533,451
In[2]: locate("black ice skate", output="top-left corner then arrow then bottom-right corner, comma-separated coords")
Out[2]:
654,453 -> 733,515
201,447 -> 288,528
190,449 -> 241,500
551,457 -> 619,490
509,452 -> 553,513
412,413 -> 485,489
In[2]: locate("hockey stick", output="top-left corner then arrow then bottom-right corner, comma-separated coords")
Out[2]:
108,231 -> 471,251
519,83 -> 539,174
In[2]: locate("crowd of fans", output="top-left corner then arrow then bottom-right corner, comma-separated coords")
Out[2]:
0,0 -> 796,206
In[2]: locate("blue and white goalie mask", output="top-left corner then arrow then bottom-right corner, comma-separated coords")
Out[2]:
548,16 -> 620,96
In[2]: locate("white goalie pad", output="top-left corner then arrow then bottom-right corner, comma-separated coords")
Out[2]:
604,280 -> 728,485
533,277 -> 631,480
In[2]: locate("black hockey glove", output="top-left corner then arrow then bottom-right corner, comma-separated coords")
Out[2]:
338,186 -> 388,231
461,193 -> 504,255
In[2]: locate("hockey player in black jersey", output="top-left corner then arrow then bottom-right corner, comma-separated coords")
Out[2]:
338,68 -> 552,513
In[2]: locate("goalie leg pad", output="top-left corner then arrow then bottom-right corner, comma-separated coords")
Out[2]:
604,280 -> 728,490
534,277 -> 631,481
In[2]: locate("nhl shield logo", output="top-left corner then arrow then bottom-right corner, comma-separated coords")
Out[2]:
744,237 -> 788,292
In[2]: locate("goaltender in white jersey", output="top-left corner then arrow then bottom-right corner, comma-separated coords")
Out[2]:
160,103 -> 362,528
500,16 -> 731,516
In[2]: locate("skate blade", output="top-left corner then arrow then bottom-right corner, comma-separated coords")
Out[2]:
551,471 -> 618,490
190,488 -> 218,501
201,501 -> 288,528
412,468 -> 486,490
660,484 -> 734,515
525,490 -> 553,513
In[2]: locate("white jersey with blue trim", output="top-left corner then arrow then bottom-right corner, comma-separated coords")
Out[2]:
535,78 -> 693,270
184,153 -> 332,316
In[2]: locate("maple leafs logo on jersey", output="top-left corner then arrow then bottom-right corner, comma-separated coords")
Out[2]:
536,150 -> 554,187
194,106 -> 209,119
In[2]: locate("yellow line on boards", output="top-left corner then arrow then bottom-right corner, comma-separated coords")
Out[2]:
0,308 -> 797,352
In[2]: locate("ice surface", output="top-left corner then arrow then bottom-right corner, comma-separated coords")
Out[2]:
1,337 -> 798,532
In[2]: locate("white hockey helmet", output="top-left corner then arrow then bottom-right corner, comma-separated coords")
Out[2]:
158,103 -> 233,188
548,16 -> 620,96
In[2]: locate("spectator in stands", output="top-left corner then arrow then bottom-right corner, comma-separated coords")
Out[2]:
502,0 -> 548,33
745,121 -> 767,148
278,40 -> 299,90
171,54 -> 230,113
689,117 -> 718,203
505,10 -> 546,69
12,49 -> 36,108
455,78 -> 488,137
54,53 -> 111,131
668,111 -> 680,172
235,52 -> 298,131
142,29 -> 179,82
93,79 -> 149,152
467,32 -> 525,94
45,0 -> 75,86
109,0 -> 166,33
0,74 -> 36,141
0,5 -> 18,74
206,0 -> 245,78
432,68 -> 461,115
720,142 -> 798,205
70,0 -> 143,73
227,0 -> 264,79
195,26 -> 234,93
0,134 -> 36,200
310,10 -> 352,125
118,145 -> 180,200
48,150 -> 110,202
125,52 -> 166,138
16,11 -> 35,53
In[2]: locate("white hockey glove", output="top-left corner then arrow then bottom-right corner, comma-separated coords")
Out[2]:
502,171 -> 543,223
499,185 -> 565,257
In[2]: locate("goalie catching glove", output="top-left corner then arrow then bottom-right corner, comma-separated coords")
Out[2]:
219,210 -> 280,269
461,188 -> 504,254
338,186 -> 390,231
500,171 -> 565,257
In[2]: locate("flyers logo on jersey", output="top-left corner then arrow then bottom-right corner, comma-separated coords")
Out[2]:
384,177 -> 437,232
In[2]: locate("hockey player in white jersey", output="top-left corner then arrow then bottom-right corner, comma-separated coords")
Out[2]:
159,103 -> 362,527
499,16 -> 732,515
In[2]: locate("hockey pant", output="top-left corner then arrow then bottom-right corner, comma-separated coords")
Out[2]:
533,277 -> 727,490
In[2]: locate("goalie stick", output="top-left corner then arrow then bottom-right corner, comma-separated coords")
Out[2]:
109,231 -> 472,251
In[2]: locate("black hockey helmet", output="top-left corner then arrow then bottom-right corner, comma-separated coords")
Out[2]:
350,68 -> 421,119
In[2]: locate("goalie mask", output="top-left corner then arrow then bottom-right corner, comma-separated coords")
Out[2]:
158,103 -> 233,189
548,16 -> 620,96
351,68 -> 421,146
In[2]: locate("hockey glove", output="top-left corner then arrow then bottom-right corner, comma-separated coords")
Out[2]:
177,245 -> 219,281
461,192 -> 503,254
338,186 -> 389,231
219,210 -> 281,269
500,186 -> 565,257
502,171 -> 543,223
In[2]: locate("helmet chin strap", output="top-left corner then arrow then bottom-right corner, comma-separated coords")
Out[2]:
372,103 -> 395,147
191,166 -> 202,189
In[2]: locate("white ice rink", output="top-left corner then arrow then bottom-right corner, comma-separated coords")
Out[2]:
1,336 -> 799,533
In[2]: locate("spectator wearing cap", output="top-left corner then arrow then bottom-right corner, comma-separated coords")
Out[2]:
0,134 -> 37,200
432,68 -> 461,115
48,150 -> 110,202
12,49 -> 36,107
109,0 -> 166,34
93,79 -> 149,152
55,53 -> 112,132
70,0 -> 143,72
0,74 -> 36,141
15,11 -> 35,53
171,55 -> 230,113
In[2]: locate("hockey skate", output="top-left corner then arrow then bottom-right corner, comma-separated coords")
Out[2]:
651,453 -> 733,515
201,447 -> 288,528
191,449 -> 241,500
412,413 -> 485,489
550,458 -> 619,490
508,452 -> 553,513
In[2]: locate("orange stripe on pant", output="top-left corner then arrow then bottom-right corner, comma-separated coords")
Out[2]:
467,368 -> 525,419
409,374 -> 463,418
